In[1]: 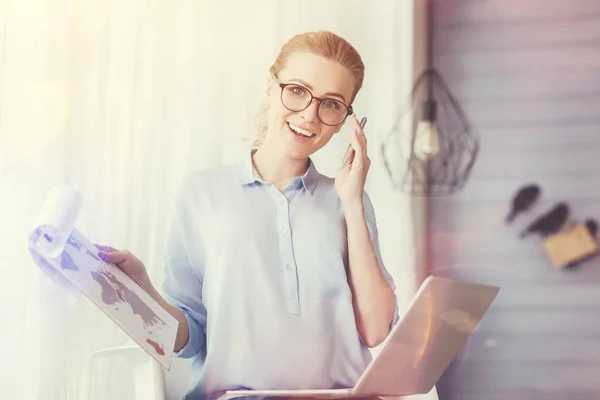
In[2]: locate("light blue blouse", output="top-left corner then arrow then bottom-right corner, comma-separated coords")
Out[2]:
160,151 -> 399,400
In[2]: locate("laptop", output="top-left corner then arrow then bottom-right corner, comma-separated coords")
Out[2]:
218,276 -> 499,400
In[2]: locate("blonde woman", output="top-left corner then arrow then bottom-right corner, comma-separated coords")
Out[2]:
99,31 -> 399,400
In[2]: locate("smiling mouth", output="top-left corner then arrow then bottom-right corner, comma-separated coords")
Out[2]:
287,122 -> 316,139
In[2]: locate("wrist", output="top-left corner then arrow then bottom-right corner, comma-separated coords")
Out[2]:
133,272 -> 154,293
342,199 -> 365,217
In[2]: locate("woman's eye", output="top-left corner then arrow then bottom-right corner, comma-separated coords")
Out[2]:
292,87 -> 305,96
324,100 -> 339,109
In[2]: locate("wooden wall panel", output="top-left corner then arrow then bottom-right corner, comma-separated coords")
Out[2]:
429,0 -> 600,399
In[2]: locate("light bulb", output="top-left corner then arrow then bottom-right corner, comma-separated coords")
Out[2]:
413,120 -> 440,161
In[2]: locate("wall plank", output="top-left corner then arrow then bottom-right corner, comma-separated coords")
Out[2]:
436,19 -> 600,54
439,71 -> 600,102
472,309 -> 600,337
434,46 -> 600,79
433,0 -> 600,27
442,363 -> 600,391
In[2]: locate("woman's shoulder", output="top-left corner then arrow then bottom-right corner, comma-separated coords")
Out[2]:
185,162 -> 239,185
174,162 -> 241,199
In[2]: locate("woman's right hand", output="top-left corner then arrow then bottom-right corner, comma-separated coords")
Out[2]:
95,244 -> 152,289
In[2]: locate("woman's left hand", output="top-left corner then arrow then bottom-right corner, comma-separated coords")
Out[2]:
335,114 -> 370,207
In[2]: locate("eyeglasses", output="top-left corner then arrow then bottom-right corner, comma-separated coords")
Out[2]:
272,75 -> 353,126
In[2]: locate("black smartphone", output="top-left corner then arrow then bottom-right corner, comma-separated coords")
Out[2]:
341,117 -> 367,166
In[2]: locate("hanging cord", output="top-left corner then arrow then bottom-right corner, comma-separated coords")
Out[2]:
425,0 -> 434,100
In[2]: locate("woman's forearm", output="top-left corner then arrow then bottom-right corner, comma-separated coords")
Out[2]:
142,278 -> 190,353
343,201 -> 395,347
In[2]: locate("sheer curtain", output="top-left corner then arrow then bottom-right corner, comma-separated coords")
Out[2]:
0,0 -> 430,399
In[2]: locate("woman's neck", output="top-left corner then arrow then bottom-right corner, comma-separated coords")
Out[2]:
251,144 -> 309,192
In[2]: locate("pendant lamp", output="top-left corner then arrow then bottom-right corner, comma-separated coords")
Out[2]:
380,0 -> 479,196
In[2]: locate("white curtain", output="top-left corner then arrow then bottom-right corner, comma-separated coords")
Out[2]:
0,0 -> 431,399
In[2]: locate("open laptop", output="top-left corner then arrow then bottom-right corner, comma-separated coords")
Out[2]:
219,276 -> 499,400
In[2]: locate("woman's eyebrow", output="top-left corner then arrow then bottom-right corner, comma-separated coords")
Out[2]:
288,78 -> 348,103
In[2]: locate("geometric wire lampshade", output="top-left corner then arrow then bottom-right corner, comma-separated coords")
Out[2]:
380,68 -> 480,197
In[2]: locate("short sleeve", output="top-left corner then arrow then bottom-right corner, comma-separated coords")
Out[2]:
160,181 -> 208,359
363,191 -> 400,328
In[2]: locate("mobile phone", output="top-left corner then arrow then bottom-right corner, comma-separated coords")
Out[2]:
341,117 -> 367,166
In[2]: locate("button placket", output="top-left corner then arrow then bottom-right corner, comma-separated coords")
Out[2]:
277,193 -> 300,314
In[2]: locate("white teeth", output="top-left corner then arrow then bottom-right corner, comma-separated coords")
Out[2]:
288,123 -> 315,137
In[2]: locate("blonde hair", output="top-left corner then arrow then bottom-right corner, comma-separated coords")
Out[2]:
251,31 -> 365,148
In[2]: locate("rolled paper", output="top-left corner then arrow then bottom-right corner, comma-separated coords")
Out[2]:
27,184 -> 178,370
30,184 -> 83,258
28,185 -> 83,293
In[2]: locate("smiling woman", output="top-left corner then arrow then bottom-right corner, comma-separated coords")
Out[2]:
98,30 -> 400,399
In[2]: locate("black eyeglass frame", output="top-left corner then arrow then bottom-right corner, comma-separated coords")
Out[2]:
272,74 -> 353,126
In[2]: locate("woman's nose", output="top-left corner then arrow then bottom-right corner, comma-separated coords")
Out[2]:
299,99 -> 319,123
